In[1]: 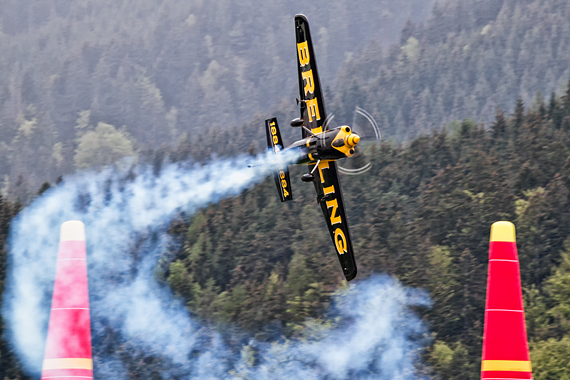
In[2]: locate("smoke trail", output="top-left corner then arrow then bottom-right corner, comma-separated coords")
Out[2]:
3,152 -> 430,379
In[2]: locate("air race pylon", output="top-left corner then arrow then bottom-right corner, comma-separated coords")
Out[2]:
41,221 -> 93,379
481,221 -> 532,379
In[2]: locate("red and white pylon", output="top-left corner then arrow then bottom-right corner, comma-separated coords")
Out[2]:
41,221 -> 93,379
481,221 -> 532,379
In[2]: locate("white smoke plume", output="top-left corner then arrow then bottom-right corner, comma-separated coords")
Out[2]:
2,152 -> 430,379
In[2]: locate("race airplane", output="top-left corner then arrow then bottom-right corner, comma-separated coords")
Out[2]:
264,14 -> 360,281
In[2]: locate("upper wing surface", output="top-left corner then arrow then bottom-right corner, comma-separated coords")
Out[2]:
295,15 -> 357,281
295,14 -> 327,138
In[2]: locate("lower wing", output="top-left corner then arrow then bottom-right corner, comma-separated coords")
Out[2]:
311,160 -> 357,281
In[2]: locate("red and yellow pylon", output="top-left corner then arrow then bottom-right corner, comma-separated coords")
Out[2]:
41,221 -> 93,379
481,221 -> 532,379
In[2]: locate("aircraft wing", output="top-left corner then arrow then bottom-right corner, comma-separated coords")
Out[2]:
295,14 -> 327,137
295,14 -> 357,281
313,160 -> 357,281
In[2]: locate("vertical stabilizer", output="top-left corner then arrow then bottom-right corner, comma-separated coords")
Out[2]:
482,221 -> 532,379
41,221 -> 93,380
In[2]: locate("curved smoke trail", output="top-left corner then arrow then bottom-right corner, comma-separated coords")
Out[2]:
2,153 -> 430,379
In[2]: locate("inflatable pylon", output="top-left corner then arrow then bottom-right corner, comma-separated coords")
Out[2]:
41,221 -> 93,379
481,221 -> 532,379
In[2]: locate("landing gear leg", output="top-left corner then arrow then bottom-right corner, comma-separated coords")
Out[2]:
310,162 -> 320,174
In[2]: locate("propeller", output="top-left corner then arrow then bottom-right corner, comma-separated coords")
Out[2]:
325,107 -> 381,175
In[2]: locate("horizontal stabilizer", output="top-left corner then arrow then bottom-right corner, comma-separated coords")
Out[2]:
265,118 -> 292,202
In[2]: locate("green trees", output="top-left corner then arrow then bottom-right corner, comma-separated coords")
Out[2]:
0,0 -> 437,191
330,0 -> 570,141
4,0 -> 570,192
523,241 -> 570,378
531,338 -> 570,379
3,0 -> 570,376
74,119 -> 136,170
537,258 -> 570,363
0,195 -> 29,379
4,86 -> 570,377
150,89 -> 570,378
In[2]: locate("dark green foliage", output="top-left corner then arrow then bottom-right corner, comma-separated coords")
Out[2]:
330,0 -> 570,142
0,0 -> 434,192
0,195 -> 30,379
4,90 -> 570,377
3,0 -> 570,377
2,0 -> 570,194
155,90 -> 570,378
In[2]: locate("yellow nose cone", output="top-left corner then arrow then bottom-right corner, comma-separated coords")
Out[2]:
352,134 -> 360,145
347,134 -> 360,146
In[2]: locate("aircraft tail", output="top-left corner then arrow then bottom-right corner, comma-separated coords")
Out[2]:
265,118 -> 293,202
481,221 -> 532,379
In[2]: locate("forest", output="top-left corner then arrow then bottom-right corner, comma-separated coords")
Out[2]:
4,93 -> 570,379
0,0 -> 434,194
161,91 -> 570,379
2,0 -> 570,378
0,0 -> 569,192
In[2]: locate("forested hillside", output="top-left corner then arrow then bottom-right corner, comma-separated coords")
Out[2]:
331,0 -> 570,140
0,196 -> 25,379
2,87 -> 570,379
0,0 -> 433,193
2,0 -> 570,378
3,0 -> 570,195
159,90 -> 570,379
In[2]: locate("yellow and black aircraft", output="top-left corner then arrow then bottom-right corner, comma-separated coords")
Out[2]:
264,14 -> 360,281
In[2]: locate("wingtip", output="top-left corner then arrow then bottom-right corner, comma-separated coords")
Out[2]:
345,268 -> 358,282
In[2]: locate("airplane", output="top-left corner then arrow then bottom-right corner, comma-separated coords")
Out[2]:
263,14 -> 360,281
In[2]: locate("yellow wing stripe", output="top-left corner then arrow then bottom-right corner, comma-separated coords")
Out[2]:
481,360 -> 531,372
42,358 -> 93,370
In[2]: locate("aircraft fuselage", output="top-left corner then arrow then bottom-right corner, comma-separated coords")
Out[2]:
281,126 -> 360,165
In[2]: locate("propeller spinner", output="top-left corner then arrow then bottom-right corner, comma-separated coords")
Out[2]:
324,107 -> 381,175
